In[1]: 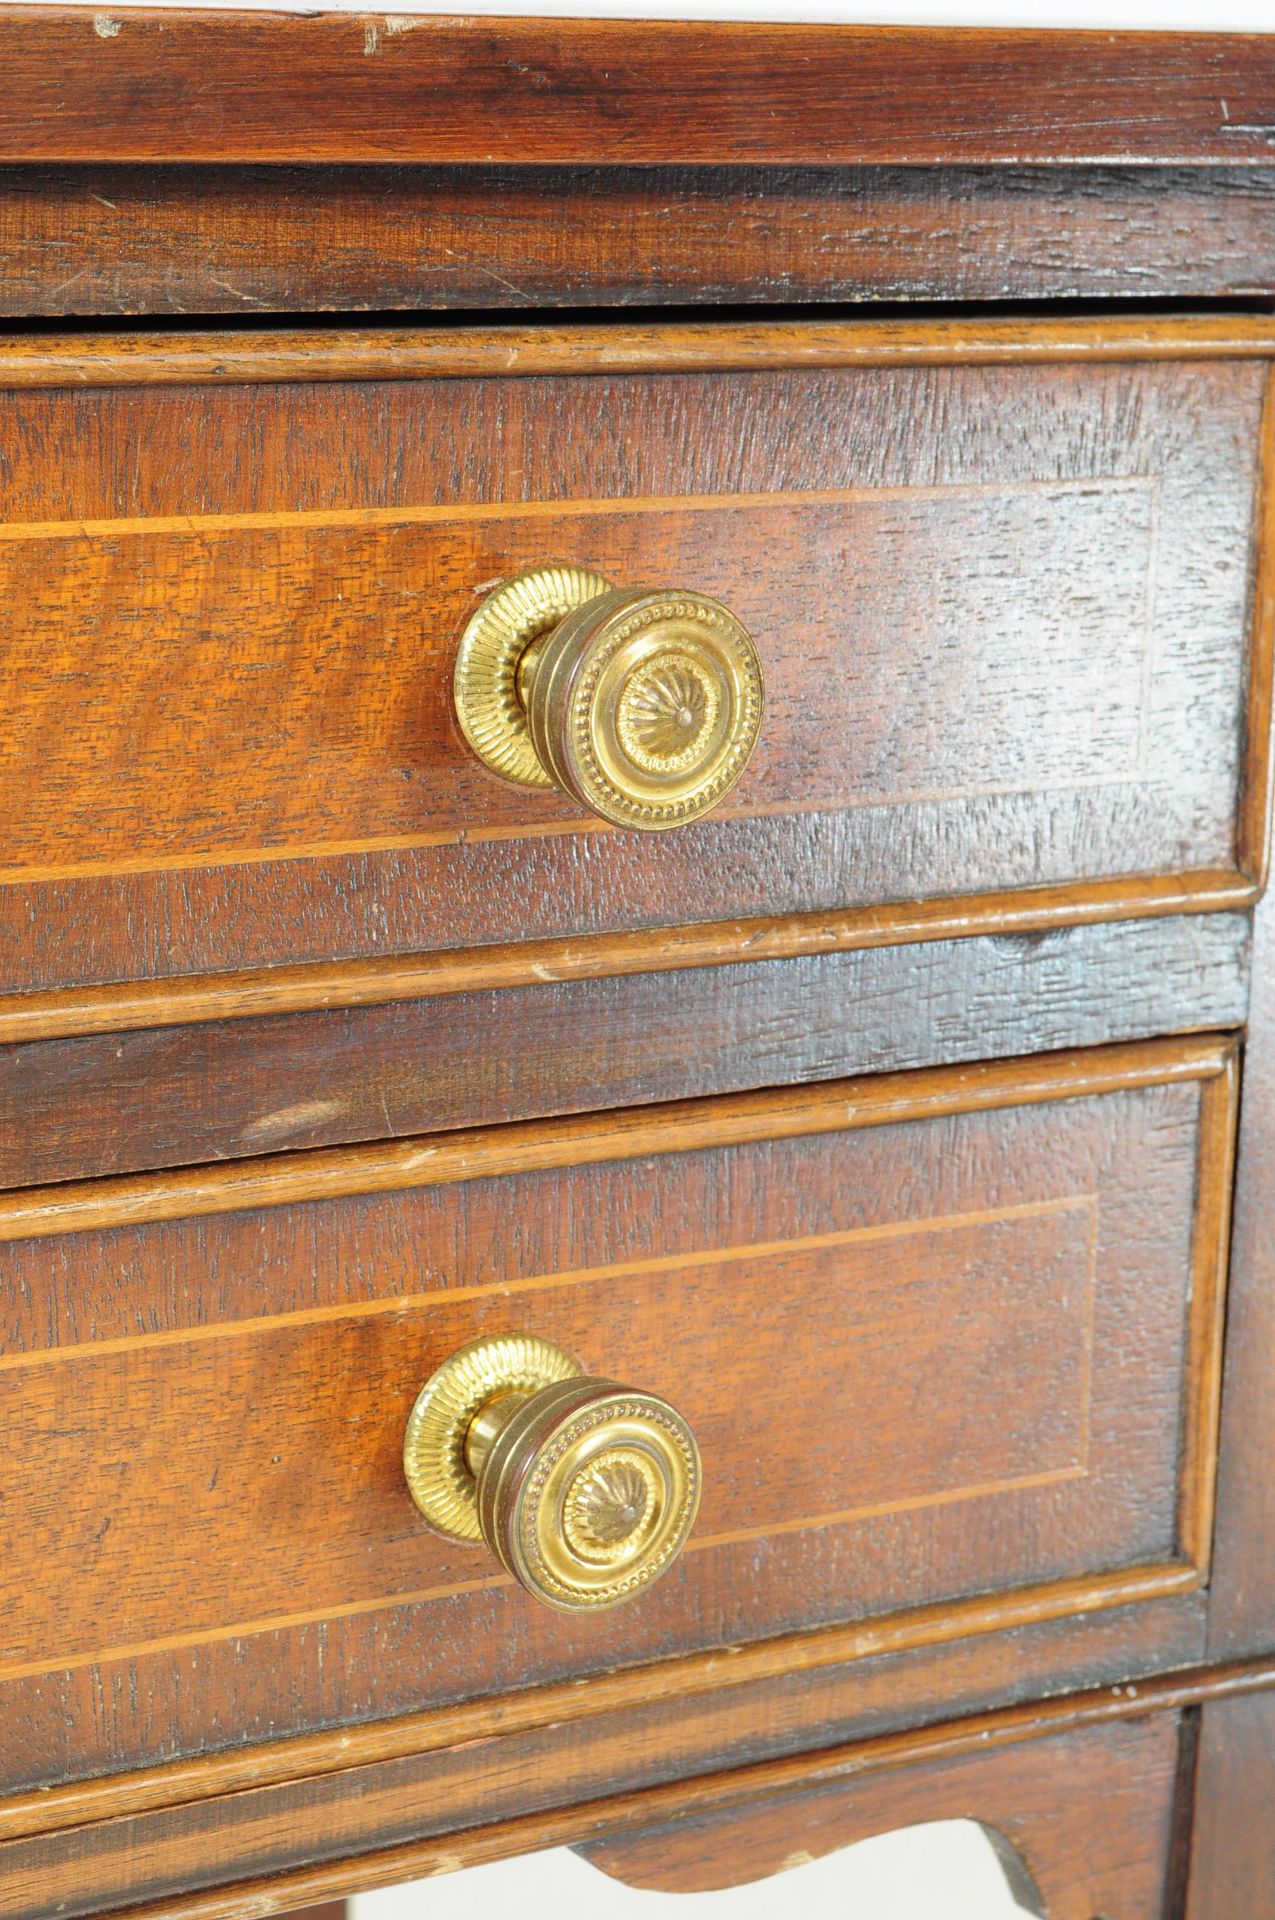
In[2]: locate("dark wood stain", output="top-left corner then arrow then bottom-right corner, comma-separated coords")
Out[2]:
1205,884 -> 1275,1660
1188,1690 -> 1275,1918
0,911 -> 1247,1188
0,1041 -> 1232,1808
1,19 -> 1273,1919
0,340 -> 1263,993
580,1717 -> 1180,1916
1,15 -> 1274,167
3,165 -> 1274,318
0,1704 -> 1187,1920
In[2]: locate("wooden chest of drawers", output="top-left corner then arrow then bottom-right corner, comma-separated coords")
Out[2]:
3,14 -> 1275,1920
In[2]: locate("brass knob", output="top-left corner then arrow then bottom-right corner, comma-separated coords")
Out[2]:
453,565 -> 763,830
403,1333 -> 701,1612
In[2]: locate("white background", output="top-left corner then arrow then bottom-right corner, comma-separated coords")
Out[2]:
353,1821 -> 1035,1920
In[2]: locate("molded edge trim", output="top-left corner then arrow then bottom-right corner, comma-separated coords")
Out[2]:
0,871 -> 1253,1046
0,1032 -> 1235,1243
0,1563 -> 1206,1844
2,314 -> 1275,388
5,1655 -> 1274,1919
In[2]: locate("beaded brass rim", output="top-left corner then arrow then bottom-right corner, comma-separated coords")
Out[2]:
453,564 -> 613,788
402,1333 -> 581,1541
560,593 -> 763,829
494,1383 -> 702,1612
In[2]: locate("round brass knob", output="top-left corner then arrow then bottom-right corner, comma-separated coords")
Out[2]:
402,1333 -> 701,1612
453,566 -> 763,831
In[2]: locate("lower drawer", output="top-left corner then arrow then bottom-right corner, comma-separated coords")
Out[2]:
0,1034 -> 1235,1793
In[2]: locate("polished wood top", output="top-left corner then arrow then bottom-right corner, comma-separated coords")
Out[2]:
1,11 -> 1274,167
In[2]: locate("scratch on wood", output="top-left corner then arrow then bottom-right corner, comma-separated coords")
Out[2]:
238,1098 -> 344,1146
506,57 -> 553,92
205,275 -> 267,308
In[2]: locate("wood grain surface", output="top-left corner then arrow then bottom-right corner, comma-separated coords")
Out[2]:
0,1039 -> 1233,1798
1206,885 -> 1275,1659
1187,1689 -> 1275,1919
0,1593 -> 1219,1841
0,481 -> 1175,871
0,869 -> 1249,1048
0,328 -> 1265,994
3,165 -> 1274,319
0,23 -> 1271,1916
579,1716 -> 1181,1915
2,14 -> 1275,167
0,1687 -> 1199,1920
0,1200 -> 1107,1674
0,1033 -> 1227,1243
0,909 -> 1248,1189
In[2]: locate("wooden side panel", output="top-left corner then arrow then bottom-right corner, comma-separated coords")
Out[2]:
1207,889 -> 1275,1657
579,1717 -> 1181,1918
0,1045 -> 1233,1791
1187,1691 -> 1275,1919
0,349 -> 1264,991
0,911 -> 1247,1187
2,165 -> 1273,318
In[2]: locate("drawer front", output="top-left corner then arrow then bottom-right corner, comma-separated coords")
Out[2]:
0,320 -> 1269,997
0,1035 -> 1233,1793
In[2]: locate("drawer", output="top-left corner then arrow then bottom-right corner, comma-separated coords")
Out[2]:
0,316 -> 1271,1002
0,1034 -> 1234,1795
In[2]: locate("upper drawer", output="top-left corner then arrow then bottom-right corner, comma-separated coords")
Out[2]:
1,317 -> 1272,998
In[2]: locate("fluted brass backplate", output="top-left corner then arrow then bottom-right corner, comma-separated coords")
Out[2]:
453,567 -> 763,831
403,1333 -> 701,1612
453,565 -> 614,789
402,1333 -> 580,1542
